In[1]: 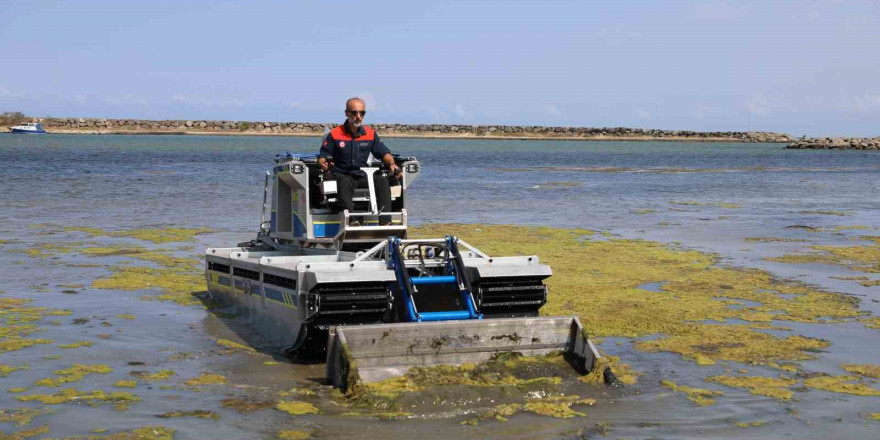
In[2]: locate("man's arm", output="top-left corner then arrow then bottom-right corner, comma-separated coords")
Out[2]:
372,133 -> 401,177
382,153 -> 401,177
318,133 -> 334,172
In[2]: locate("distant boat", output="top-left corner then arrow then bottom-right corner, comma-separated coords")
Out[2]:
9,122 -> 46,134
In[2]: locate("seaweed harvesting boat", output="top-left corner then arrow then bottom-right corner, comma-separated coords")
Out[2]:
204,153 -> 604,390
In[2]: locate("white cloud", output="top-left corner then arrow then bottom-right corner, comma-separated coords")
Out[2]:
170,95 -> 243,107
541,104 -> 561,116
453,104 -> 469,118
350,92 -> 377,109
420,106 -> 441,118
693,0 -> 749,22
852,94 -> 880,113
637,109 -> 654,121
692,103 -> 713,120
75,94 -> 87,103
745,95 -> 769,115
0,86 -> 9,95
104,96 -> 147,106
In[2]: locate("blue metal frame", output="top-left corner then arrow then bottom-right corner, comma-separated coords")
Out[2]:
387,236 -> 481,322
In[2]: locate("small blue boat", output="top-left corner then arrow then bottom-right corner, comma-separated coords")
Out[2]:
9,122 -> 46,134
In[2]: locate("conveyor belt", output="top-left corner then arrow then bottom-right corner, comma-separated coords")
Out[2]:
475,277 -> 547,317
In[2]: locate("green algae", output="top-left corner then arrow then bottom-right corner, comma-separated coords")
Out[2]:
17,229 -> 206,306
636,325 -> 830,366
861,317 -> 880,330
705,375 -> 797,401
734,420 -> 767,427
0,297 -> 64,354
0,424 -> 49,439
114,380 -> 137,388
15,388 -> 140,410
0,408 -> 52,426
633,209 -> 656,214
64,226 -> 212,243
157,410 -> 219,420
660,380 -> 723,406
338,351 -> 580,414
461,395 -> 595,425
869,413 -> 880,420
355,352 -> 566,395
767,239 -> 880,273
0,365 -> 28,377
184,373 -> 228,386
830,225 -> 872,231
276,401 -> 320,415
94,266 -> 205,306
216,339 -> 256,353
410,224 -> 865,369
34,364 -> 112,387
57,341 -> 93,349
800,210 -> 850,216
744,237 -> 809,243
115,314 -> 136,320
670,201 -> 740,209
803,375 -> 880,396
522,401 -> 586,418
277,430 -> 310,440
220,398 -> 275,413
131,370 -> 175,381
7,388 -> 29,393
96,426 -> 175,440
840,364 -> 880,379
578,354 -> 639,385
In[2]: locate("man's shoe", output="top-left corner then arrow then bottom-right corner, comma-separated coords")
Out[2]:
379,220 -> 393,226
349,220 -> 361,227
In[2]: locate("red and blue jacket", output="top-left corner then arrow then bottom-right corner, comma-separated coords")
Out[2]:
319,122 -> 390,177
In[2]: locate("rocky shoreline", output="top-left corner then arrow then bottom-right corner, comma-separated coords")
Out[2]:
5,117 -> 797,143
785,137 -> 880,150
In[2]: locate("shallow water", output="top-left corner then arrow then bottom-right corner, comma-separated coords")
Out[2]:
1,134 -> 879,439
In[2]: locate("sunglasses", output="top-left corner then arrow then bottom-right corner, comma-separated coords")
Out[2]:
346,110 -> 366,116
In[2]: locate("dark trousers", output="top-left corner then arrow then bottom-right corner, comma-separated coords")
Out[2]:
333,171 -> 392,223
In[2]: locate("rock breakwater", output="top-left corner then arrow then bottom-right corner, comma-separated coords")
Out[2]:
786,137 -> 880,150
26,117 -> 791,142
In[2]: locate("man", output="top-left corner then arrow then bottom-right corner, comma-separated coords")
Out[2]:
318,97 -> 402,226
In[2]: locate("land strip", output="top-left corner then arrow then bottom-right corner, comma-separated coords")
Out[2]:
3,117 -> 792,142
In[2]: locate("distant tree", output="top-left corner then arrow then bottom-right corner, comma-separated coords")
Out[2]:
0,111 -> 26,125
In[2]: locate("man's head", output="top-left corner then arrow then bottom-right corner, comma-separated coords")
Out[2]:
345,97 -> 366,130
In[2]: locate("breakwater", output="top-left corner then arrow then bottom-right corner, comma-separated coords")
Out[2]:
26,117 -> 792,142
786,137 -> 880,150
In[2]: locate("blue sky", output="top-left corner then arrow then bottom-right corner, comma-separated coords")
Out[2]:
1,0 -> 879,136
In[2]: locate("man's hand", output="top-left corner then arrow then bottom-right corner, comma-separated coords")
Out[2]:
318,159 -> 333,173
389,163 -> 402,178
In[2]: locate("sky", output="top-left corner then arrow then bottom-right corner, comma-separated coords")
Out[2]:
1,0 -> 879,136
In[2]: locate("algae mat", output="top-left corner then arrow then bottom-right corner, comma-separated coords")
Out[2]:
3,224 -> 880,438
412,224 -> 865,366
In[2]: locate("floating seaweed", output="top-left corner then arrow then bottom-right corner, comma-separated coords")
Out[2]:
276,401 -> 320,416
184,373 -> 228,386
157,410 -> 219,420
660,380 -> 723,406
216,339 -> 256,353
705,375 -> 796,401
